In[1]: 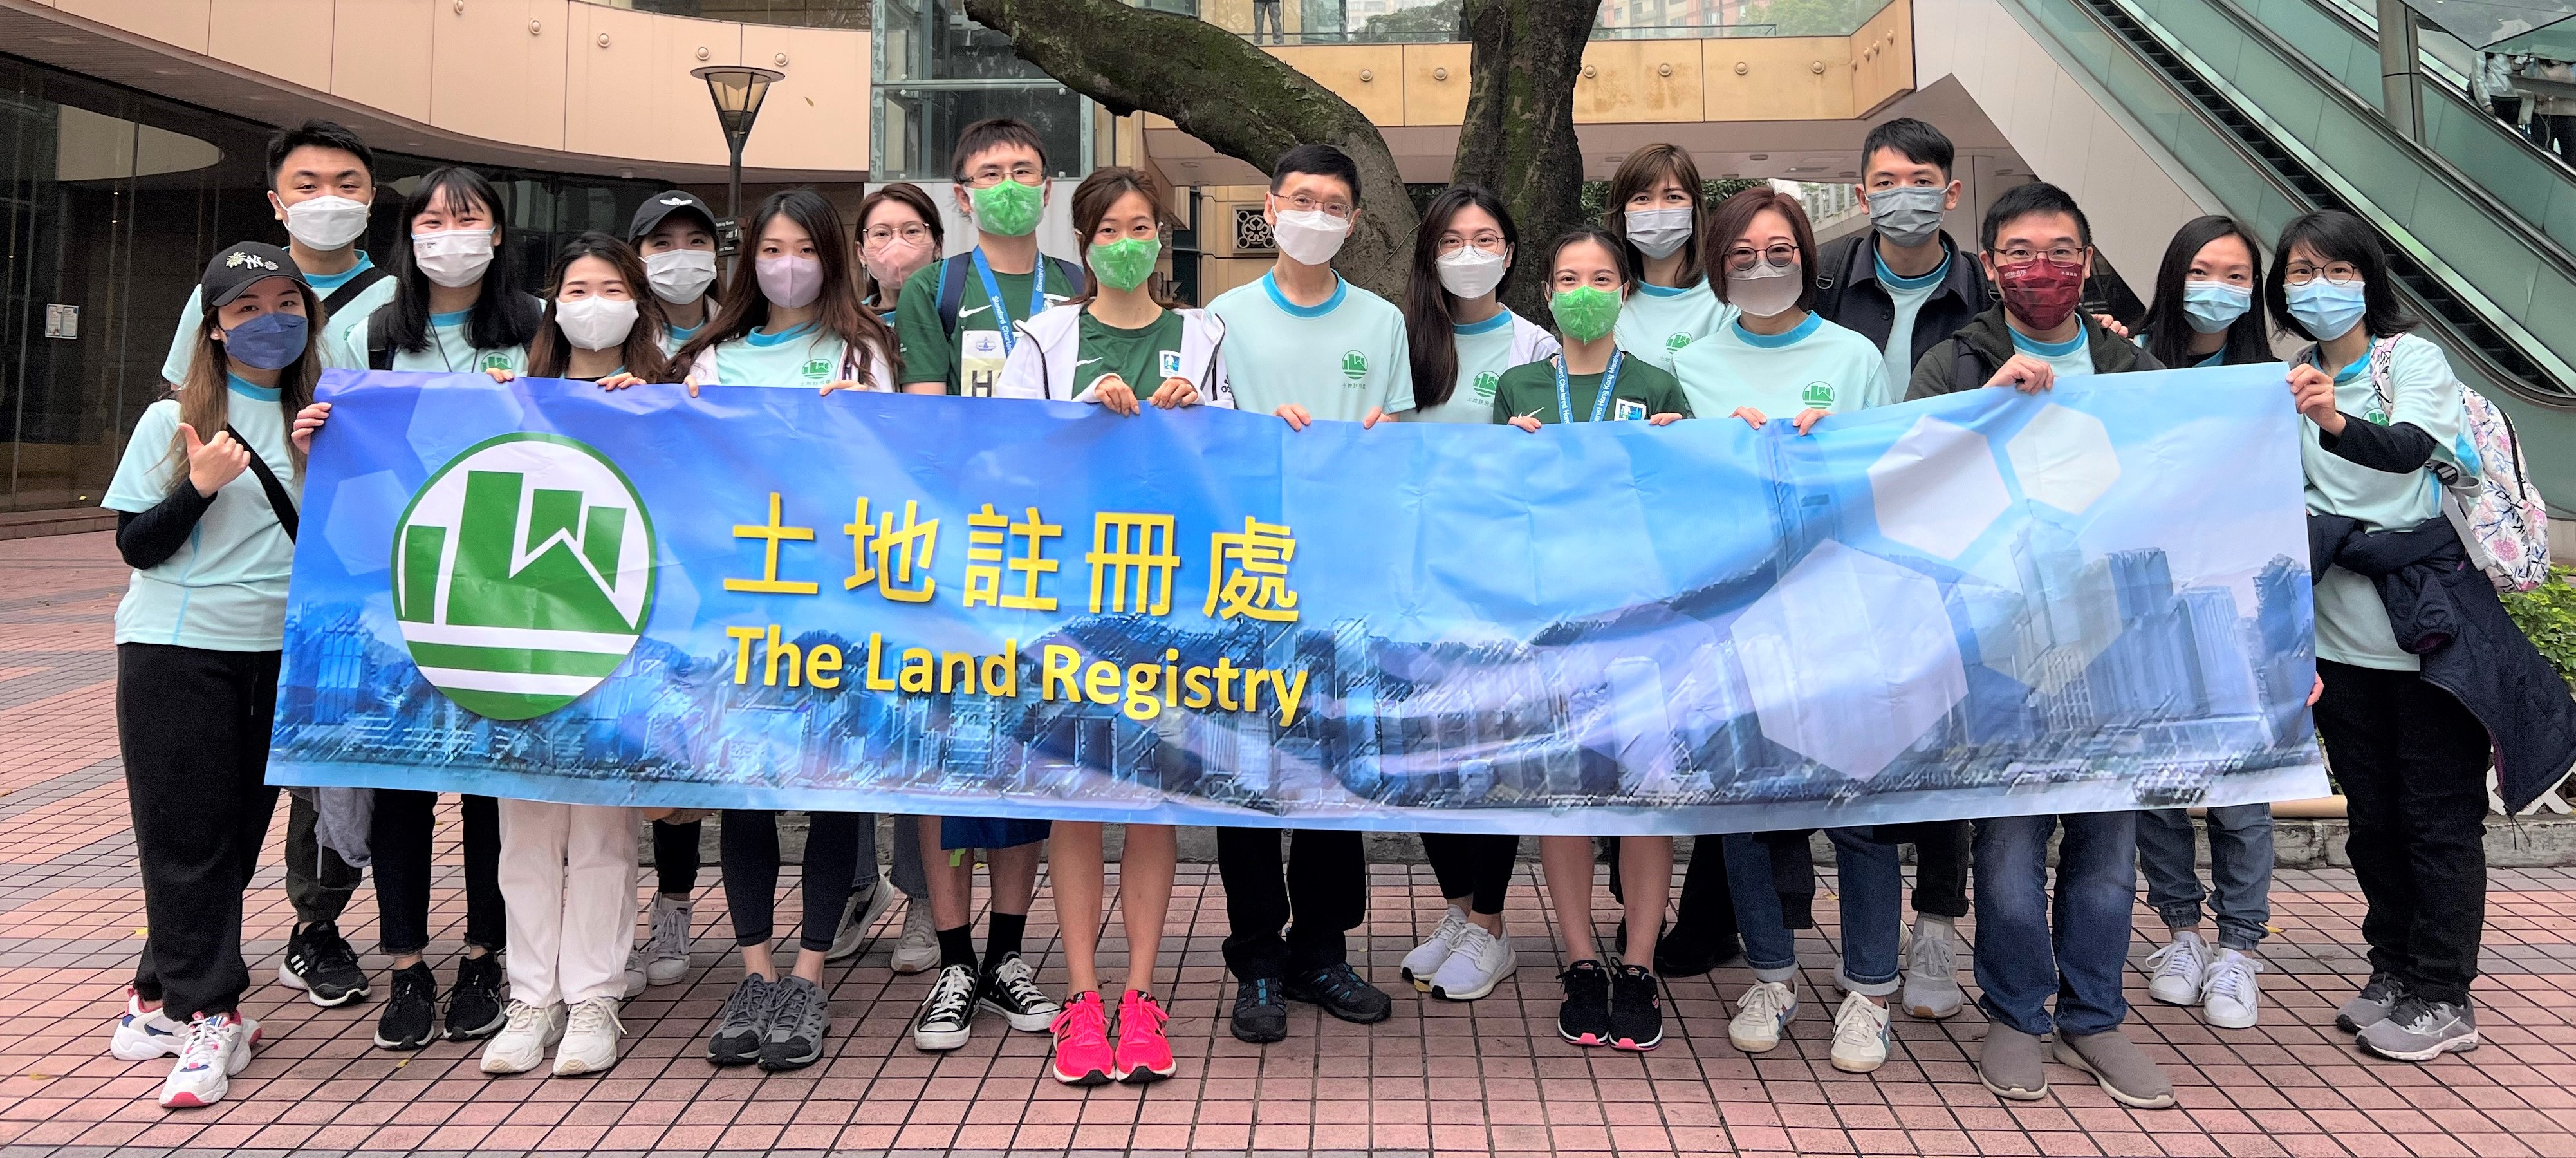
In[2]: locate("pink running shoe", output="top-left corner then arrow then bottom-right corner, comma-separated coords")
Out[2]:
1115,990 -> 1177,1085
1048,991 -> 1113,1086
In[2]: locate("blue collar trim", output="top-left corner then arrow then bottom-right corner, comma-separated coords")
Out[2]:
2011,328 -> 2087,359
226,374 -> 281,402
428,309 -> 470,327
303,253 -> 375,292
1732,312 -> 1821,349
1875,250 -> 1948,291
746,322 -> 819,347
1261,271 -> 1346,318
1454,310 -> 1512,335
1635,278 -> 1703,299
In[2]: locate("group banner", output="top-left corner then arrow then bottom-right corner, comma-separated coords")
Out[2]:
268,366 -> 2328,835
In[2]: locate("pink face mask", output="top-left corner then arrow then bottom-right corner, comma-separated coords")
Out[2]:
864,236 -> 932,290
755,254 -> 824,310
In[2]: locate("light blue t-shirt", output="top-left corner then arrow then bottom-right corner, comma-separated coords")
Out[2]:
1613,277 -> 1734,375
662,321 -> 705,359
322,307 -> 528,375
710,322 -> 853,388
163,254 -> 387,385
1672,313 -> 1891,422
1207,272 -> 1414,423
2010,328 -> 2093,380
102,376 -> 299,651
1875,250 -> 1945,402
2304,334 -> 2471,671
1411,310 -> 1544,425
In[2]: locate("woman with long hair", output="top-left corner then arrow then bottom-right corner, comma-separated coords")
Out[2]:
858,182 -> 945,324
1602,144 -> 1732,374
104,243 -> 324,1108
2136,214 -> 2274,370
672,188 -> 897,394
526,232 -> 673,384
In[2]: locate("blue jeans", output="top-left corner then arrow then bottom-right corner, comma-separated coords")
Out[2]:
1971,811 -> 2137,1038
2134,804 -> 2272,951
1722,829 -> 1904,996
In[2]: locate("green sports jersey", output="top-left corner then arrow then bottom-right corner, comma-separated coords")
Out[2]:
1488,353 -> 1691,425
894,250 -> 1077,397
1075,310 -> 1187,396
1411,310 -> 1529,425
1206,272 -> 1414,423
1672,313 -> 1891,420
1613,277 -> 1734,375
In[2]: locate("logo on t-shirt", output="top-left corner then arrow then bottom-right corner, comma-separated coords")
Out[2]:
1472,371 -> 1500,403
480,353 -> 512,371
1615,398 -> 1647,422
1340,351 -> 1368,382
801,357 -> 831,382
1160,349 -> 1184,379
1665,332 -> 1692,354
2363,398 -> 2390,425
1802,381 -> 1835,408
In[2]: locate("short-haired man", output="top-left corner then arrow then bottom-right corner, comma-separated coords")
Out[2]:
1200,142 -> 1408,1043
1907,182 -> 2171,1109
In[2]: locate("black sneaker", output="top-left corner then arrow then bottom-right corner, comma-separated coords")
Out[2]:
1285,961 -> 1391,1024
708,975 -> 777,1065
759,975 -> 829,1071
372,962 -> 438,1050
1653,922 -> 1742,978
281,920 -> 370,1008
1230,976 -> 1287,1044
978,952 -> 1063,1032
444,952 -> 506,1041
1557,960 -> 1613,1047
1609,964 -> 1663,1051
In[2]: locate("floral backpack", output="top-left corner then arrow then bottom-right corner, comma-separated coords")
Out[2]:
2354,335 -> 2556,593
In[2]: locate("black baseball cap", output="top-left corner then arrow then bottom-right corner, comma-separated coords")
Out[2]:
630,190 -> 718,242
199,243 -> 308,312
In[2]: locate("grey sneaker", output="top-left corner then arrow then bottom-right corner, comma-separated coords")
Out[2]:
2357,996 -> 2478,1062
644,893 -> 693,986
826,873 -> 896,962
2335,972 -> 2407,1034
760,975 -> 830,1070
1977,1024 -> 2048,1101
889,901 -> 938,975
705,975 -> 775,1066
1901,915 -> 1963,1019
2054,1028 -> 2176,1109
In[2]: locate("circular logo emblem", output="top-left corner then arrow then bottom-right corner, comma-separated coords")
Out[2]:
1472,371 -> 1501,402
1665,332 -> 1692,352
390,433 -> 656,720
1340,350 -> 1368,381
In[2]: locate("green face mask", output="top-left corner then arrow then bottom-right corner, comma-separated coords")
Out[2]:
1549,286 -> 1622,343
970,179 -> 1043,238
1088,237 -> 1161,292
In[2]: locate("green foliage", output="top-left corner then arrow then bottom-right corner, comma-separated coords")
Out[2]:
2502,568 -> 2576,686
1358,0 -> 1459,41
1577,178 -> 1766,225
1744,0 -> 1875,35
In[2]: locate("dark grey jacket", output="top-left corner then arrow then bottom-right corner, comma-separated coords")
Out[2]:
1813,230 -> 1990,375
1903,305 -> 2162,400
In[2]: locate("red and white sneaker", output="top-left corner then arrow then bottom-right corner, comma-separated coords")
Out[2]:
111,987 -> 185,1061
1048,991 -> 1113,1086
158,1012 -> 256,1108
1113,990 -> 1177,1085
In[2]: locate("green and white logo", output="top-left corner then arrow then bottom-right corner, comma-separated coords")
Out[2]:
481,353 -> 512,372
1340,350 -> 1368,381
391,433 -> 656,720
1472,371 -> 1500,402
1802,381 -> 1835,407
1665,332 -> 1692,353
801,357 -> 831,382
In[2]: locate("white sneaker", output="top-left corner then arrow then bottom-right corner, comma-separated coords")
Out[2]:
157,1013 -> 254,1108
112,987 -> 187,1061
826,872 -> 898,962
889,901 -> 938,975
2200,948 -> 2264,1030
914,964 -> 978,1051
1728,980 -> 1796,1052
1402,906 -> 1470,992
1429,924 -> 1515,1002
622,951 -> 647,1000
479,1000 -> 567,1075
553,996 -> 625,1076
2145,930 -> 2210,1006
1828,992 -> 1892,1073
644,893 -> 693,986
1901,915 -> 1964,1019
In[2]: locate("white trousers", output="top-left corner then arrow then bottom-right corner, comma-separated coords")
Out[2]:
497,799 -> 638,1007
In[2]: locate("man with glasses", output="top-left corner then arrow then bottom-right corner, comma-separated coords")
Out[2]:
1902,182 -> 2172,1109
898,117 -> 1085,400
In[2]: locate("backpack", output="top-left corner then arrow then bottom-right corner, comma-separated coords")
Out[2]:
2350,334 -> 2555,593
934,252 -> 1088,339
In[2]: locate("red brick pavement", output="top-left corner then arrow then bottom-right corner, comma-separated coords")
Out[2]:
3,530 -> 2573,1157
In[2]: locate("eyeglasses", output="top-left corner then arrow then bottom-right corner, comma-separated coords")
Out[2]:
1436,233 -> 1506,254
1277,192 -> 1353,219
2283,263 -> 2364,286
864,223 -> 935,245
1989,245 -> 2088,266
1725,244 -> 1799,272
964,162 -> 1045,189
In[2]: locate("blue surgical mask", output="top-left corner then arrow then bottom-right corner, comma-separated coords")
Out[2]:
2181,280 -> 2252,334
222,312 -> 309,371
2284,279 -> 2366,340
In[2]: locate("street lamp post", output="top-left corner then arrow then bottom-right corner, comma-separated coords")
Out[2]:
690,64 -> 787,271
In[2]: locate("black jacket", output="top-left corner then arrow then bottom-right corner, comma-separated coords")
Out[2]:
2310,512 -> 2576,813
1813,230 -> 1989,375
1903,305 -> 2162,400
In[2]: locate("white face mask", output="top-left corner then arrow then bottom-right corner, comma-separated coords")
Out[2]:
282,195 -> 370,250
1435,245 -> 1508,299
1270,207 -> 1351,266
1726,262 -> 1803,319
1624,205 -> 1696,260
412,229 -> 496,288
644,249 -> 718,305
555,296 -> 639,351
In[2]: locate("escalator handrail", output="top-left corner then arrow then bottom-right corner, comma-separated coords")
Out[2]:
2081,0 -> 2576,405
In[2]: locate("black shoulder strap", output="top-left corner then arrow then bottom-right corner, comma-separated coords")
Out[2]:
366,310 -> 394,371
227,425 -> 297,541
1954,344 -> 1985,395
936,256 -> 970,339
1812,234 -> 1858,322
320,266 -> 391,316
1047,255 -> 1088,301
512,292 -> 546,337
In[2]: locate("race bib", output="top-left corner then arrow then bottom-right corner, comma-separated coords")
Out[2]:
961,328 -> 1006,398
1615,398 -> 1647,422
1159,349 -> 1184,380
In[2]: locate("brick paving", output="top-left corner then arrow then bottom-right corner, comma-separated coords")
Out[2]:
2,530 -> 2573,1157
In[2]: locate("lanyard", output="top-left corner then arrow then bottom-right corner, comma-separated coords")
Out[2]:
970,248 -> 1047,356
1553,351 -> 1624,424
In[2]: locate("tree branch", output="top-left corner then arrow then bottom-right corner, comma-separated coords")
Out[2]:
1454,0 -> 1597,321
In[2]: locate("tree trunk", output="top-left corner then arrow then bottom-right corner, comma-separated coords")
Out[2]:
1451,0 -> 1598,322
958,0 -> 1418,301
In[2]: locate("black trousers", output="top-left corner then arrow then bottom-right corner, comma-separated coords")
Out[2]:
653,817 -> 702,896
1216,826 -> 1367,978
1421,832 -> 1517,915
2314,659 -> 2493,1007
1886,819 -> 1972,919
118,644 -> 281,1020
720,810 -> 862,953
370,790 -> 505,956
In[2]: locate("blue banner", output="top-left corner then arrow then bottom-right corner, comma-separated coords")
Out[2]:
269,367 -> 2328,834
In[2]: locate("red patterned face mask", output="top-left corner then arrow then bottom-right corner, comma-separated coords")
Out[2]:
1994,256 -> 2086,332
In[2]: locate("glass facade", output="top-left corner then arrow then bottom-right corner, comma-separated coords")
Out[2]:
0,54 -> 663,514
584,0 -> 871,29
871,0 -> 1091,180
